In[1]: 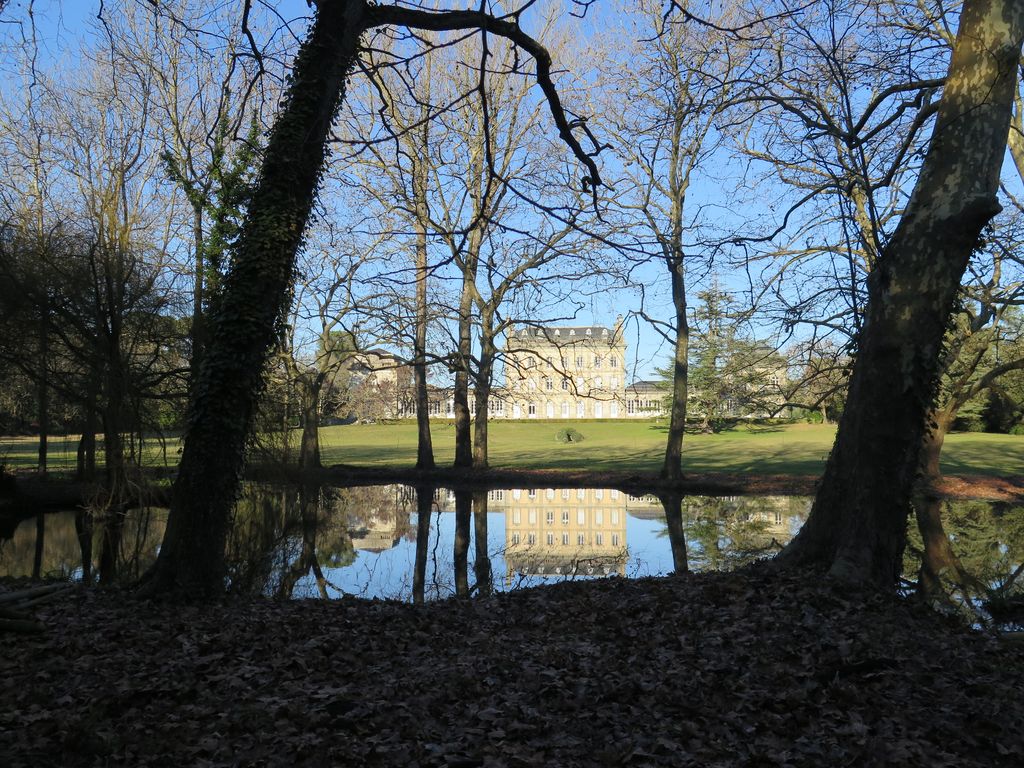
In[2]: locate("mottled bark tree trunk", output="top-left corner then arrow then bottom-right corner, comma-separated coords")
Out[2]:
778,0 -> 1024,587
140,1 -> 365,598
919,408 -> 954,480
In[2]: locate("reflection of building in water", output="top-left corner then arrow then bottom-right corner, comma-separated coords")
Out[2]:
490,487 -> 628,579
342,485 -> 416,552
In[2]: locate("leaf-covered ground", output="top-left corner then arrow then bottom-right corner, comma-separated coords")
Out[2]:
3,568 -> 1023,767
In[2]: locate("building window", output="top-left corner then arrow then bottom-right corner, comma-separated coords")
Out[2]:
546,532 -> 554,545
561,488 -> 570,500
546,402 -> 554,418
528,403 -> 537,416
544,378 -> 553,390
610,357 -> 618,368
596,510 -> 604,525
577,489 -> 586,501
561,511 -> 569,525
577,533 -> 585,546
612,533 -> 620,547
529,509 -> 537,524
562,532 -> 570,546
529,380 -> 537,391
577,509 -> 586,525
512,533 -> 520,545
611,377 -> 619,389
577,402 -> 585,418
627,400 -> 636,415
561,378 -> 569,391
610,402 -> 619,418
546,510 -> 554,525
528,488 -> 537,498
611,510 -> 619,525
595,376 -> 603,387
561,402 -> 569,417
595,533 -> 604,546
513,510 -> 521,524
594,355 -> 602,367
546,489 -> 555,500
528,533 -> 536,545
575,355 -> 584,368
610,490 -> 619,500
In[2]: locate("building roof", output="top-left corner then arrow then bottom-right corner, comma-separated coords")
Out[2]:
626,380 -> 665,393
506,324 -> 622,346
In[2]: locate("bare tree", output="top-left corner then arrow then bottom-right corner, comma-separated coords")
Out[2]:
140,0 -> 603,598
776,0 -> 1024,587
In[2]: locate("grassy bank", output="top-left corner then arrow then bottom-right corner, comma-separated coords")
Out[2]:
3,420 -> 1023,479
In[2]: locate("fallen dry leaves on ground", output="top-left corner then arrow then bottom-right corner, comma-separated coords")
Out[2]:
2,567 -> 1023,767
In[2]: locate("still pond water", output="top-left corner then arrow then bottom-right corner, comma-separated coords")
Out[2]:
1,485 -> 1022,608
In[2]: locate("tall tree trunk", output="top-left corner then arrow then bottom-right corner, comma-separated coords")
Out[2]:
140,1 -> 366,598
190,204 -> 206,386
412,97 -> 435,471
662,257 -> 689,482
36,299 -> 48,475
76,382 -> 98,483
299,374 -> 323,469
919,407 -> 954,480
32,511 -> 44,579
471,330 -> 497,469
452,275 -> 475,468
777,0 -> 1024,587
99,360 -> 129,585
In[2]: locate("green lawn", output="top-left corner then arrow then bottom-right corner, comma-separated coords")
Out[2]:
317,420 -> 1024,478
3,420 -> 1022,478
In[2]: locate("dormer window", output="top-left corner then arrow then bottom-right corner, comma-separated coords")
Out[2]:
554,329 -> 561,336
602,328 -> 608,337
586,328 -> 592,336
569,329 -> 576,336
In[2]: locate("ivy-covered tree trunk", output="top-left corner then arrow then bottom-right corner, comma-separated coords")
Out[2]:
777,0 -> 1024,587
140,1 -> 365,598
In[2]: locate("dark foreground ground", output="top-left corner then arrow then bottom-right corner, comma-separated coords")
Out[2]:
2,567 -> 1023,767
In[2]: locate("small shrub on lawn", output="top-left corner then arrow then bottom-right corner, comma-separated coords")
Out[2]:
555,428 -> 584,444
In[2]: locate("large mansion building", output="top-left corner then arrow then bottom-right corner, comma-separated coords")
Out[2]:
344,319 -> 787,421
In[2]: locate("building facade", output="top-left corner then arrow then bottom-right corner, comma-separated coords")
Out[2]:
493,318 -> 643,419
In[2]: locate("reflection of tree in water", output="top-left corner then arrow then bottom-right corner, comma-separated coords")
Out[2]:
0,505 -> 167,582
225,483 -> 419,598
905,499 -> 1024,627
662,496 -> 807,572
